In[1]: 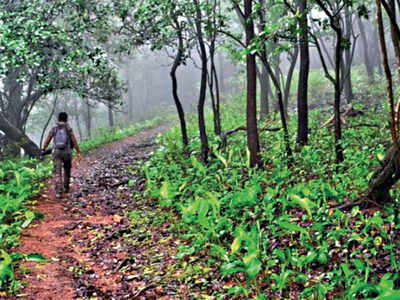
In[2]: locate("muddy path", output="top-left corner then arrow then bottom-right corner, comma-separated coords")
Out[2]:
11,124 -> 212,300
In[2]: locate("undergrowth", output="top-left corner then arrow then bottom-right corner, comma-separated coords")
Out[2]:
0,116 -> 165,294
80,116 -> 166,153
144,94 -> 400,299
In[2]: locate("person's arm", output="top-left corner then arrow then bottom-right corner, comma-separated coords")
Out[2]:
42,127 -> 54,150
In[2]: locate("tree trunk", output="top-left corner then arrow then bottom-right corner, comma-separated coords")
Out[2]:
283,47 -> 299,114
358,17 -> 375,83
85,100 -> 92,139
108,103 -> 114,128
0,113 -> 40,157
194,0 -> 210,162
368,145 -> 400,202
257,0 -> 269,122
170,17 -> 189,147
367,0 -> 400,202
334,24 -> 344,163
261,58 -> 292,159
40,95 -> 57,148
372,26 -> 383,75
244,0 -> 260,167
213,60 -> 222,135
257,62 -> 270,121
218,52 -> 225,96
343,6 -> 354,104
296,0 -> 310,145
208,32 -> 222,136
273,55 -> 281,114
73,99 -> 83,141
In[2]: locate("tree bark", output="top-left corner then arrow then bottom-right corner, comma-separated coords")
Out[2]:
372,26 -> 384,75
85,100 -> 92,139
208,13 -> 222,136
244,0 -> 260,167
0,113 -> 40,157
367,0 -> 400,202
257,62 -> 270,121
368,145 -> 400,202
169,16 -> 189,147
218,52 -> 225,96
296,0 -> 310,145
389,0 -> 400,81
342,6 -> 354,103
283,47 -> 299,114
194,0 -> 210,162
73,98 -> 83,141
334,25 -> 344,163
108,103 -> 114,128
257,0 -> 269,121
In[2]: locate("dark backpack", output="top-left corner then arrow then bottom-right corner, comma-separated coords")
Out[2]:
54,124 -> 70,150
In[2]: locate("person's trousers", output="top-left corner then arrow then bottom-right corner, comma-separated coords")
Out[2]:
53,149 -> 72,194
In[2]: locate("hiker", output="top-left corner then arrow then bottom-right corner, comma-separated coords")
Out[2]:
42,112 -> 81,198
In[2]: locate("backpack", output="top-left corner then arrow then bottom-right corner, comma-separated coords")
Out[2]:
54,124 -> 70,150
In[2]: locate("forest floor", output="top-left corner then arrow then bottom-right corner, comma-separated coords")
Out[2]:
8,124 -> 205,300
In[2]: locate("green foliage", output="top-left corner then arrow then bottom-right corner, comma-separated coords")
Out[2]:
143,85 -> 399,298
80,117 -> 165,153
0,116 -> 164,293
0,158 -> 51,292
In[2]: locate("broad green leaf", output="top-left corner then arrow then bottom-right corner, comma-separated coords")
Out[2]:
277,220 -> 308,236
289,194 -> 314,217
246,257 -> 262,279
231,237 -> 241,254
215,152 -> 228,168
21,210 -> 35,228
25,253 -> 47,262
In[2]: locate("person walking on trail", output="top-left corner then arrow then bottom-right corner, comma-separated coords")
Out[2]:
42,112 -> 81,198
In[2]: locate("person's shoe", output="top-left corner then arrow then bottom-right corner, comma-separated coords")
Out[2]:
56,193 -> 62,199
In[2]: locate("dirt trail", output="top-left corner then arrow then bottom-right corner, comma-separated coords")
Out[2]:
11,124 -> 194,300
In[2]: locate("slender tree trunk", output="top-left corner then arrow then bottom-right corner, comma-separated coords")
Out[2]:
273,55 -> 281,113
343,6 -> 354,103
85,100 -> 92,139
388,0 -> 400,82
373,26 -> 383,75
40,95 -> 57,148
265,62 -> 293,159
108,103 -> 114,128
244,0 -> 260,167
170,18 -> 189,147
74,99 -> 83,141
334,25 -> 344,163
218,52 -> 225,96
358,17 -> 375,83
208,33 -> 222,136
257,0 -> 269,121
257,62 -> 269,121
297,0 -> 310,145
194,0 -> 210,162
213,60 -> 222,134
283,47 -> 299,114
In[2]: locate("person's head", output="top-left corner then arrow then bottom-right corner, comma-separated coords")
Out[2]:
58,112 -> 68,122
